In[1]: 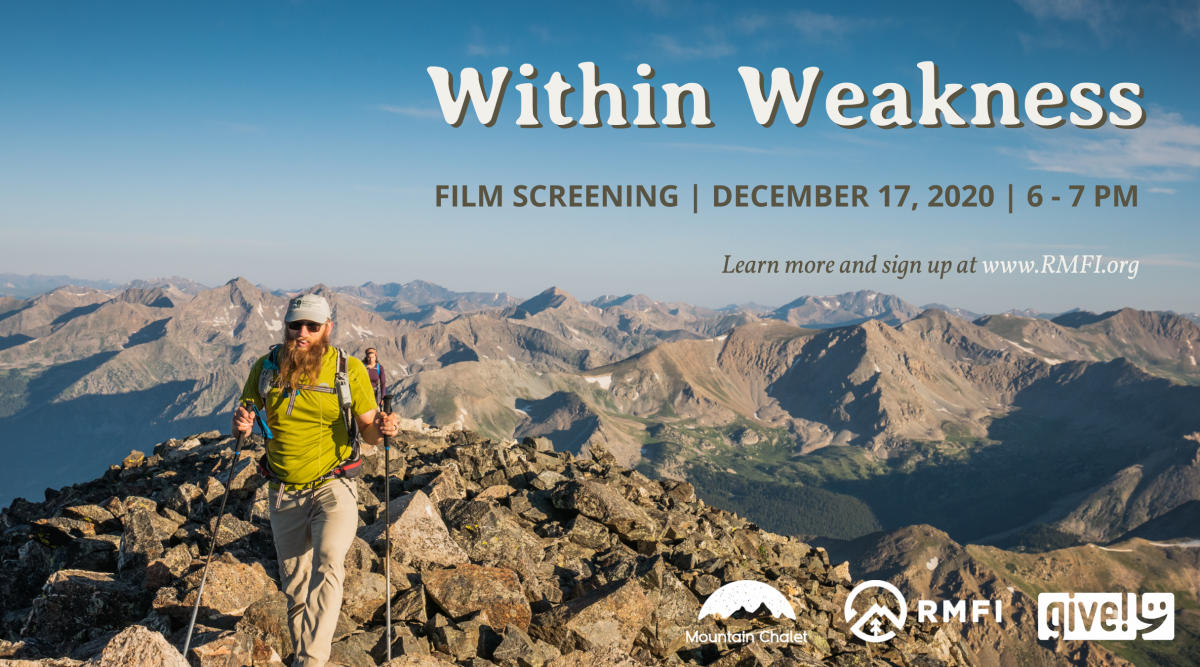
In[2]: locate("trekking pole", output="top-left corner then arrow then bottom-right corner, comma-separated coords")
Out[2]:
183,400 -> 254,656
382,394 -> 394,662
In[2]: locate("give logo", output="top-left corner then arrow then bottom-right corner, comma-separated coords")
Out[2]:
1038,593 -> 1174,641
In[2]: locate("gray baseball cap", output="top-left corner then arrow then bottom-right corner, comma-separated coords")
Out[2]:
284,294 -> 332,323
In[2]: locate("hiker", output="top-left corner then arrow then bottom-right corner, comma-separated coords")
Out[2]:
363,347 -> 387,404
231,294 -> 398,667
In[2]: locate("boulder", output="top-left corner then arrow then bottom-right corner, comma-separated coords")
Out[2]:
530,471 -> 567,492
391,584 -> 428,623
344,535 -> 381,572
440,499 -> 545,579
64,534 -> 122,572
218,455 -> 259,499
529,578 -> 652,654
188,630 -> 254,667
425,467 -> 468,505
552,482 -> 658,541
358,490 -> 470,570
431,616 -> 502,661
361,446 -> 407,479
99,496 -> 126,518
118,509 -> 175,574
122,451 -> 146,469
382,625 -> 432,659
423,565 -> 532,630
165,483 -> 203,520
342,569 -> 388,624
62,504 -> 120,533
199,476 -> 227,503
330,629 -> 382,667
32,516 -> 95,546
153,555 -> 274,620
584,443 -> 618,466
544,645 -> 640,667
493,623 -> 561,667
22,570 -> 146,645
641,572 -> 702,657
659,480 -> 696,504
144,544 -> 193,589
235,590 -> 356,661
86,625 -> 188,667
381,655 -> 459,667
691,574 -> 721,597
476,485 -> 515,501
565,515 -> 610,550
204,513 -> 259,550
122,496 -> 158,516
235,591 -> 293,661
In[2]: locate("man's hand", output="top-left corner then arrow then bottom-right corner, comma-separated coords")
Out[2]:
232,404 -> 254,436
376,411 -> 399,438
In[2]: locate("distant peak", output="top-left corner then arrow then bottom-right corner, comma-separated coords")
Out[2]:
519,286 -> 579,315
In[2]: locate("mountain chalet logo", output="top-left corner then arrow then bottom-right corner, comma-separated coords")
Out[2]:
1038,592 -> 1174,641
697,580 -> 797,620
689,581 -> 807,645
845,580 -> 1004,644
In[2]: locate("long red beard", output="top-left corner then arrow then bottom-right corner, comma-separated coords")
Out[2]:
278,328 -> 330,389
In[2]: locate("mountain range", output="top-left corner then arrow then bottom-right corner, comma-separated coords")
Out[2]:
1,275 -> 1197,551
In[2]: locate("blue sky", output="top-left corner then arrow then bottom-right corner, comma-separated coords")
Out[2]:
1,0 -> 1198,314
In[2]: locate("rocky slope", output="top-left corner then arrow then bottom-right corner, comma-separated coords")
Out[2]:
2,279 -> 1199,554
0,424 -> 1014,667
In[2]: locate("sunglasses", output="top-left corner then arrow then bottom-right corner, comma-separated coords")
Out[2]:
287,320 -> 325,332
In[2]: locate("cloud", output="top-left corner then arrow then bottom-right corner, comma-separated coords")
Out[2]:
996,242 -> 1108,250
735,13 -> 773,34
1147,187 -> 1177,193
1137,254 -> 1200,268
1169,0 -> 1200,32
378,105 -> 442,119
790,11 -> 868,41
1014,0 -> 1122,35
1012,111 -> 1200,180
652,30 -> 735,60
466,26 -> 509,56
735,10 -> 879,42
633,0 -> 674,17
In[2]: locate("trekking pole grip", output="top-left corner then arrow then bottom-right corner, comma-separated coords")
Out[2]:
382,395 -> 393,448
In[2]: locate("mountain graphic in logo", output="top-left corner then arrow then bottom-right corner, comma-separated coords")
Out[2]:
697,581 -> 796,620
845,580 -> 908,643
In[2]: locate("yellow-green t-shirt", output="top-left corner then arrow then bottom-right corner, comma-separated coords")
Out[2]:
240,346 -> 378,485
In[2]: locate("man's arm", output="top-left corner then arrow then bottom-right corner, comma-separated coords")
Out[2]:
356,409 -> 398,445
233,359 -> 265,436
347,355 -> 396,445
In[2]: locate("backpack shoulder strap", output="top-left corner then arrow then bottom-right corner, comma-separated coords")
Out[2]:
334,348 -> 361,458
257,345 -> 282,404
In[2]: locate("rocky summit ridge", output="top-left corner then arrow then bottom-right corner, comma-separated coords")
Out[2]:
0,422 -> 1069,667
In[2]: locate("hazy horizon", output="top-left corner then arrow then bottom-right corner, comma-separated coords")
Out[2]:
2,1 -> 1197,314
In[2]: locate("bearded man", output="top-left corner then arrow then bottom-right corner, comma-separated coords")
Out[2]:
232,293 -> 398,667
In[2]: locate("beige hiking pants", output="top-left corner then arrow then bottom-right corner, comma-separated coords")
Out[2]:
269,478 -> 359,667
